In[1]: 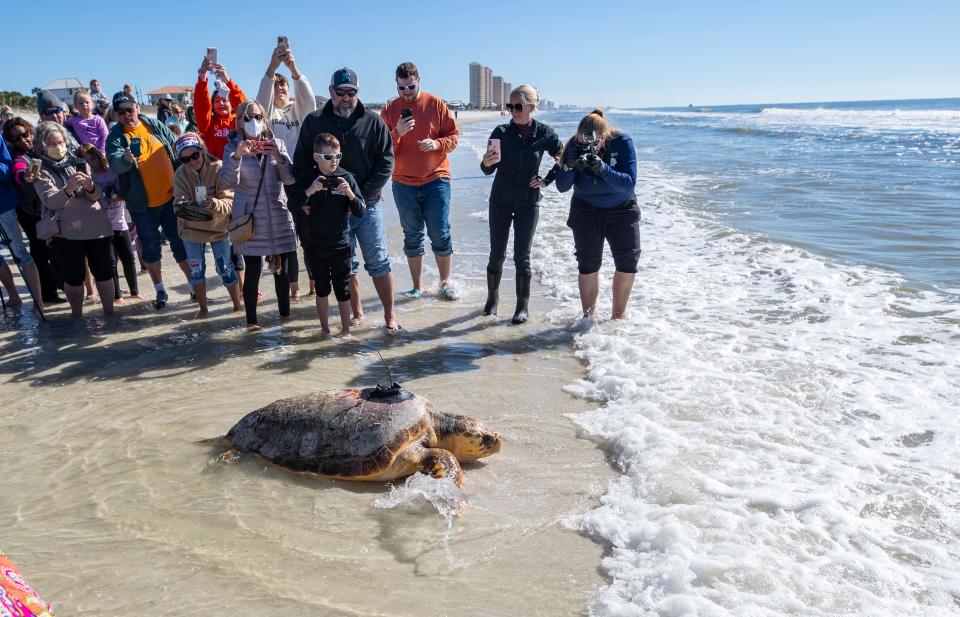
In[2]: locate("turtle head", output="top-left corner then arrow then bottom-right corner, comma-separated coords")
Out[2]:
432,411 -> 502,462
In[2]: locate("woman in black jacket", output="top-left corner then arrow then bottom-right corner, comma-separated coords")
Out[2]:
480,85 -> 562,324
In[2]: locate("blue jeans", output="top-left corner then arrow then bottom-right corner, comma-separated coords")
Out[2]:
392,178 -> 453,258
183,237 -> 238,287
130,200 -> 187,264
0,209 -> 32,267
349,201 -> 391,278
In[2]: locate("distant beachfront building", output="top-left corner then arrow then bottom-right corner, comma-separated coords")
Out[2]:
146,86 -> 193,106
503,81 -> 512,101
492,75 -> 505,109
41,78 -> 84,102
469,62 -> 494,109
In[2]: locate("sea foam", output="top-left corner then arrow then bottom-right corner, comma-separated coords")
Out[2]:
464,126 -> 960,615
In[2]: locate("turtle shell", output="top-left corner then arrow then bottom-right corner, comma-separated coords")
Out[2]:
225,387 -> 435,479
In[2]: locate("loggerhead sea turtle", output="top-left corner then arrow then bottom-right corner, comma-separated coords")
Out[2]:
218,383 -> 502,487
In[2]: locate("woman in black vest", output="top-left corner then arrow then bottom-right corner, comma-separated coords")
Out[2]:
480,85 -> 562,324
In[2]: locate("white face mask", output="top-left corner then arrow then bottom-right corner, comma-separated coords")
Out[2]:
244,119 -> 263,137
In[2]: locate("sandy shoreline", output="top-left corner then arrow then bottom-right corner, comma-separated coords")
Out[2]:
0,122 -> 612,615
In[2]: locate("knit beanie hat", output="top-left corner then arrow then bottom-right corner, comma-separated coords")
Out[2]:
174,132 -> 204,156
36,90 -> 65,114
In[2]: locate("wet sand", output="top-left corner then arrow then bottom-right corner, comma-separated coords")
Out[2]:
0,132 -> 612,615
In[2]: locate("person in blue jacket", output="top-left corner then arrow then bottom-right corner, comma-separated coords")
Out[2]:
555,109 -> 639,319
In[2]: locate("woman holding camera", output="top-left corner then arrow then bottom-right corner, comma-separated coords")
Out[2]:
555,109 -> 639,319
32,121 -> 115,317
221,101 -> 297,330
480,84 -> 563,324
173,133 -> 242,317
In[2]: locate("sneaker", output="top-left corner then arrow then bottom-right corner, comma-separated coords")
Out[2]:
439,282 -> 459,301
153,289 -> 168,309
403,288 -> 422,300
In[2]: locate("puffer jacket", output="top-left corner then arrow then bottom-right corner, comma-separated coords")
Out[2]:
220,134 -> 296,256
33,155 -> 110,240
174,156 -> 234,243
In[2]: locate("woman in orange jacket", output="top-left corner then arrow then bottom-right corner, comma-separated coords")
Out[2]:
193,57 -> 246,160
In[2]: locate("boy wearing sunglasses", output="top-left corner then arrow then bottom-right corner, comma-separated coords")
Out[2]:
301,133 -> 365,335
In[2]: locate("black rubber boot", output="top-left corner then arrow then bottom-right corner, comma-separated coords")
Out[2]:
512,274 -> 531,324
483,269 -> 502,315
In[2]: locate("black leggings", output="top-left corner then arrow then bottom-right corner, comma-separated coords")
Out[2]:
242,253 -> 294,325
17,209 -> 61,298
292,210 -> 312,282
487,201 -> 539,277
111,229 -> 139,298
567,196 -> 641,274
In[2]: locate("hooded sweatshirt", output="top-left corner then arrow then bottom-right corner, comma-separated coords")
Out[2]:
193,78 -> 246,160
255,74 -> 316,156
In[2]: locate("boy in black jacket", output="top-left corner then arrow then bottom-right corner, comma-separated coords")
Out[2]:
302,133 -> 365,335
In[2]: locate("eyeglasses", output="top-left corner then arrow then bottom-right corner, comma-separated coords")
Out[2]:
334,89 -> 358,98
179,151 -> 202,164
315,153 -> 342,161
397,83 -> 417,91
243,113 -> 264,121
42,107 -> 64,116
505,103 -> 526,112
117,107 -> 137,116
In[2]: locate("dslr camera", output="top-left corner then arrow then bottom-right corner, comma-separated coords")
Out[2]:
574,131 -> 601,171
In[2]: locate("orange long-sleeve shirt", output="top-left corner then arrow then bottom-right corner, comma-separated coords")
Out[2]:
194,78 -> 246,160
380,91 -> 458,186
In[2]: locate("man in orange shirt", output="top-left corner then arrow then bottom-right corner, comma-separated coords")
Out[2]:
106,92 -> 190,309
380,62 -> 459,300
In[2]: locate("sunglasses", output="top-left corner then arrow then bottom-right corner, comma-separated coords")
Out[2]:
179,151 -> 202,164
42,107 -> 64,116
505,103 -> 526,112
397,83 -> 417,91
117,107 -> 137,116
334,89 -> 358,98
315,153 -> 342,161
243,113 -> 264,122
10,132 -> 29,142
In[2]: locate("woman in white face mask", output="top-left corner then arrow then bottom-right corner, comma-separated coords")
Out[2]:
220,100 -> 297,330
31,121 -> 115,317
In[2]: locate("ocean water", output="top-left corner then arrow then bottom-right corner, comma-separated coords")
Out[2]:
460,100 -> 960,616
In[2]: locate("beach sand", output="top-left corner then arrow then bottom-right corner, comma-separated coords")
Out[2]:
0,120 -> 611,616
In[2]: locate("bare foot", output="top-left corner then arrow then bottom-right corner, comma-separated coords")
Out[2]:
232,304 -> 243,313
321,325 -> 331,335
84,295 -> 96,304
279,314 -> 293,321
350,314 -> 365,327
246,324 -> 262,332
5,296 -> 23,309
130,293 -> 143,300
195,308 -> 209,318
114,297 -> 126,305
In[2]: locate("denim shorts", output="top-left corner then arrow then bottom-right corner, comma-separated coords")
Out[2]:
129,200 -> 187,264
0,209 -> 33,267
183,237 -> 238,287
392,177 -> 453,258
349,201 -> 391,278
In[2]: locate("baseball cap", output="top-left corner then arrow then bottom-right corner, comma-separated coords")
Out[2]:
330,67 -> 359,91
112,91 -> 137,112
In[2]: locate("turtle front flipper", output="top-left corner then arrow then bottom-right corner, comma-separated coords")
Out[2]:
418,448 -> 464,488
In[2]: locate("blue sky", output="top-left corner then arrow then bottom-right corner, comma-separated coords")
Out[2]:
3,1 -> 958,108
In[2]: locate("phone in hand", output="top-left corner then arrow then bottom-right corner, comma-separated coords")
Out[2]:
195,186 -> 208,204
129,137 -> 142,158
206,47 -> 218,66
277,36 -> 289,53
29,158 -> 42,176
400,108 -> 413,119
321,176 -> 341,190
486,138 -> 501,158
250,140 -> 272,154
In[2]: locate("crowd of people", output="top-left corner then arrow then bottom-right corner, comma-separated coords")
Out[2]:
1,45 -> 640,334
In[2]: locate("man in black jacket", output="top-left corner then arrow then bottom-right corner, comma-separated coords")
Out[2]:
292,68 -> 398,332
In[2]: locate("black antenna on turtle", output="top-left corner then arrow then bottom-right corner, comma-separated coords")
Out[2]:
372,351 -> 403,398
